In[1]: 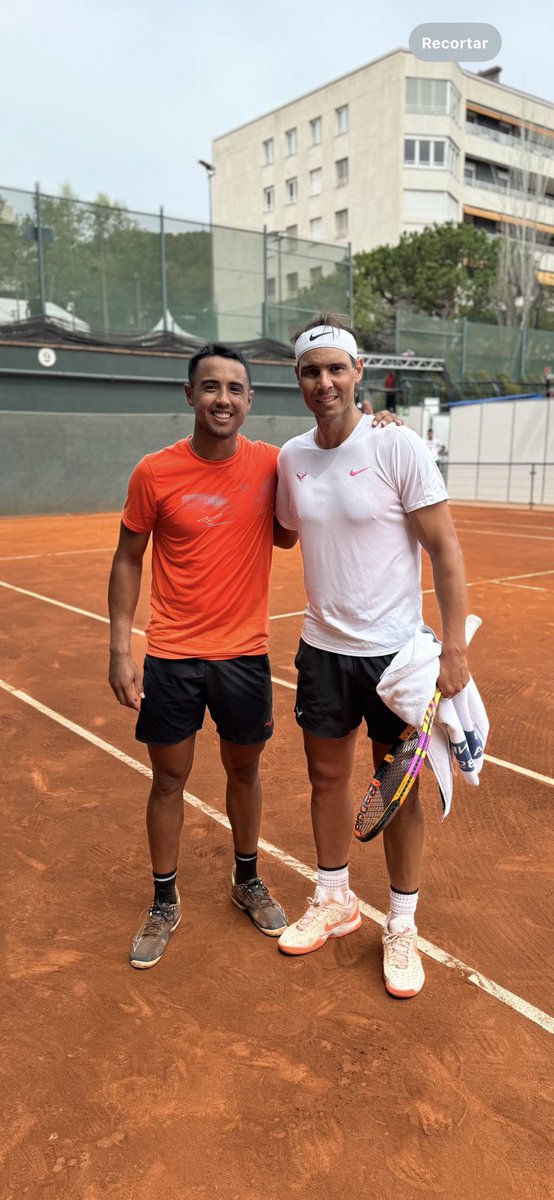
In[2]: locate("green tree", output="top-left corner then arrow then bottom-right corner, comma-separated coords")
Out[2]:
354,223 -> 499,325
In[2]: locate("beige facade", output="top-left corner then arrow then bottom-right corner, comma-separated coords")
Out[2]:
211,49 -> 554,277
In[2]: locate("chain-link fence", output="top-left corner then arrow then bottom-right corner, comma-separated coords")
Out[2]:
397,311 -> 554,390
0,186 -> 351,344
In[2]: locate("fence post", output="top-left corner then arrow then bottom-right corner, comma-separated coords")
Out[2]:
262,226 -> 268,338
519,325 -> 527,383
34,182 -> 46,316
461,317 -> 467,381
394,306 -> 400,354
159,206 -> 168,332
347,241 -> 353,326
529,462 -> 536,509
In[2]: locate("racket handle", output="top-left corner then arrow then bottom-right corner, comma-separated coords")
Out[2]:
464,613 -> 482,646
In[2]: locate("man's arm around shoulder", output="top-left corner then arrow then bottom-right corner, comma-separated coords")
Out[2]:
273,518 -> 298,549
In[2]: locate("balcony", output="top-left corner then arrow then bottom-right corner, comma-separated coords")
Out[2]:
464,174 -> 554,208
465,121 -> 554,159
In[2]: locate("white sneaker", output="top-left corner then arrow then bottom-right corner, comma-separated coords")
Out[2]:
278,892 -> 361,956
382,917 -> 425,997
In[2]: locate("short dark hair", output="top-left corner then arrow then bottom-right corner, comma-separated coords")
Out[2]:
188,343 -> 252,387
291,311 -> 355,346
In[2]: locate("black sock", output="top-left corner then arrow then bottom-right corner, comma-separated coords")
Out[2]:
153,869 -> 177,906
234,852 -> 258,885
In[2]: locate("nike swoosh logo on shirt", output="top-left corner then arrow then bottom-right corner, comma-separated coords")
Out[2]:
349,467 -> 369,476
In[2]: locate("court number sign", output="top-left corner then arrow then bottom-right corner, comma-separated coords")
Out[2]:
38,347 -> 56,368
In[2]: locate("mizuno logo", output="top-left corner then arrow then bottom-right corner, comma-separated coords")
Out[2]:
349,467 -> 369,476
309,331 -> 329,341
198,514 -> 229,526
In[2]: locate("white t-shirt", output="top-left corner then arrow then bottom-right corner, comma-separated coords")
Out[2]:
276,416 -> 448,656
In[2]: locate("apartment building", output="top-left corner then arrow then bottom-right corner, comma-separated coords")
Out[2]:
211,48 -> 554,289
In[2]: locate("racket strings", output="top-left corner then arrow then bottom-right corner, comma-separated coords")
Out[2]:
355,733 -> 420,837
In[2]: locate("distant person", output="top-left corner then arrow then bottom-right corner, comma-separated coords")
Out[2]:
360,396 -> 373,416
426,428 -> 442,462
384,370 -> 397,412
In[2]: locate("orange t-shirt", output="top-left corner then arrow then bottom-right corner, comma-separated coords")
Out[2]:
122,436 -> 279,659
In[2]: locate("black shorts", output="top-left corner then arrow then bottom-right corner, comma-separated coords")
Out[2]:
294,639 -> 405,744
136,654 -> 274,746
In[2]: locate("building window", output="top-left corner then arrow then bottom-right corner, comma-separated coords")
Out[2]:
335,157 -> 349,187
309,116 -> 322,146
406,78 -> 461,122
335,105 -> 349,135
310,266 -> 323,285
310,168 -> 322,196
404,137 -> 459,175
263,186 -> 275,212
286,272 -> 299,297
335,209 -> 348,238
285,127 -> 297,156
310,217 -> 323,240
285,224 -> 298,241
286,177 -> 298,204
262,138 -> 274,165
267,277 -> 276,301
448,141 -> 460,177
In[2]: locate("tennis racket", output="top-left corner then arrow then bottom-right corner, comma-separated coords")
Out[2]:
354,613 -> 482,843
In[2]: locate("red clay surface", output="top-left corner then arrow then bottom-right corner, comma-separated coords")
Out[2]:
1,506 -> 552,1200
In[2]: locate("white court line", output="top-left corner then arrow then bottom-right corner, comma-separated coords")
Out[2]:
2,578 -> 554,788
0,548 -> 113,562
492,582 -> 546,592
422,568 -> 554,595
455,520 -> 554,534
269,610 -> 304,621
456,529 -> 554,541
0,581 -> 143,636
0,675 -> 551,1036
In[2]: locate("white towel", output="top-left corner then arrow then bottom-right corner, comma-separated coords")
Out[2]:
376,625 -> 489,818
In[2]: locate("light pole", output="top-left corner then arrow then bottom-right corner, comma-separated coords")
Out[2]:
198,159 -> 217,338
198,159 -> 216,228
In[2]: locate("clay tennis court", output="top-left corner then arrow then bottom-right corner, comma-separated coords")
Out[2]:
1,504 -> 552,1199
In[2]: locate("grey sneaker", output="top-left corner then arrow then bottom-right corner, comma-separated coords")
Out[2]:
230,868 -> 288,937
129,890 -> 181,969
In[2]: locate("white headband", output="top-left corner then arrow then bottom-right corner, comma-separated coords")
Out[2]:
294,324 -> 358,363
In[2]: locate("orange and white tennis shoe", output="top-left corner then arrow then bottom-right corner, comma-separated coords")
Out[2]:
278,891 -> 361,955
382,917 -> 425,997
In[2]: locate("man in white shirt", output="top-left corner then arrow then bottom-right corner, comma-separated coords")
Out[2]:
275,315 -> 468,997
426,427 -> 442,461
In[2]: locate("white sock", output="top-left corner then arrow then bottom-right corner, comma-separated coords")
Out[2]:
388,887 -> 418,931
315,864 -> 350,904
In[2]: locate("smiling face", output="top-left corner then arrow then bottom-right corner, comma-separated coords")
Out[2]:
184,356 -> 253,452
295,347 -> 363,427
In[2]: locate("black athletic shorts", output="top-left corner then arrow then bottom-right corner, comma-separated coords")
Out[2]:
294,639 -> 405,744
136,654 -> 274,746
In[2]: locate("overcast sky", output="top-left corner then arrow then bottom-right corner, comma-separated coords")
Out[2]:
2,0 -> 552,224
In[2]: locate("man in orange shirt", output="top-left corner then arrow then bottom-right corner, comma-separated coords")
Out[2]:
108,344 -> 296,968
